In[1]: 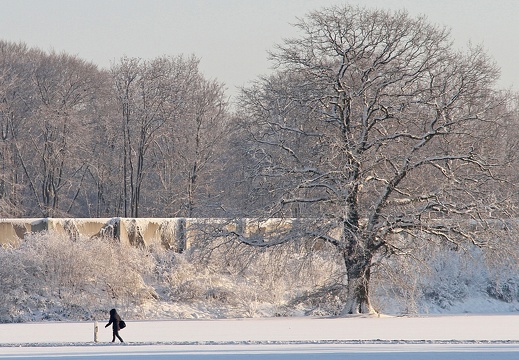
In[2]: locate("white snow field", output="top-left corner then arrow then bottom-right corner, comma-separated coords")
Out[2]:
1,315 -> 519,359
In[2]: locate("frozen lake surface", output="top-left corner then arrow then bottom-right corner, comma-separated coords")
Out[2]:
1,315 -> 519,359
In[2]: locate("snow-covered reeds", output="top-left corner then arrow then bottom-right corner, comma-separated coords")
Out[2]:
1,230 -> 518,323
146,237 -> 344,317
0,231 -> 155,322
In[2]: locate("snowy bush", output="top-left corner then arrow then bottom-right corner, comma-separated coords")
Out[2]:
145,238 -> 343,318
486,279 -> 518,303
372,242 -> 519,314
0,232 -> 154,322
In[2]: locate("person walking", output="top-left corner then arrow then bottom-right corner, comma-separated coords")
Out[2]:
105,308 -> 124,343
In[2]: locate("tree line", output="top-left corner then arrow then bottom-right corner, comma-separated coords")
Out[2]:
1,5 -> 519,314
0,42 -> 242,218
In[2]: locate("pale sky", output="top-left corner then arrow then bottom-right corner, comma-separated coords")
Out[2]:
0,0 -> 517,99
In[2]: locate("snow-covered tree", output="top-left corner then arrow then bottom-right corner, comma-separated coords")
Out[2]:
237,5 -> 515,314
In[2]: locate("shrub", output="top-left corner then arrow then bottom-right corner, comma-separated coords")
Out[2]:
0,231 -> 154,322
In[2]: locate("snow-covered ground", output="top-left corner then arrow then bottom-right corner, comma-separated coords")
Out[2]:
1,315 -> 519,359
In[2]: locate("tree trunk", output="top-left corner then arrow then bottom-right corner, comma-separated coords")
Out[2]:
341,251 -> 376,315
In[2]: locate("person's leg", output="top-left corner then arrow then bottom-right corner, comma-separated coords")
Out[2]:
112,330 -> 116,342
115,330 -> 124,342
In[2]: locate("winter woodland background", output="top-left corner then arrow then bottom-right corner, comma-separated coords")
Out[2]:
2,4 -> 519,322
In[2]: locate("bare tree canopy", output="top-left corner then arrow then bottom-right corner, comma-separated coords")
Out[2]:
238,5 -> 515,314
0,42 -> 233,218
109,55 -> 232,218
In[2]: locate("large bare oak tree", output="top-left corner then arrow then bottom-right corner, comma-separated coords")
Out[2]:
238,6 -> 513,314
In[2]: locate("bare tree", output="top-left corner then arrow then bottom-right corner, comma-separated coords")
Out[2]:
0,43 -> 103,217
82,69 -> 119,217
27,53 -> 102,216
0,41 -> 36,216
237,5 -> 514,314
162,77 -> 230,217
111,55 -> 201,217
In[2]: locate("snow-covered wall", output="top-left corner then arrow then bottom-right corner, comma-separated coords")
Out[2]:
0,217 -> 300,251
0,218 -> 37,246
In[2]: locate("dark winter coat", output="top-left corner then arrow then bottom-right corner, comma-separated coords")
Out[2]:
106,308 -> 122,331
